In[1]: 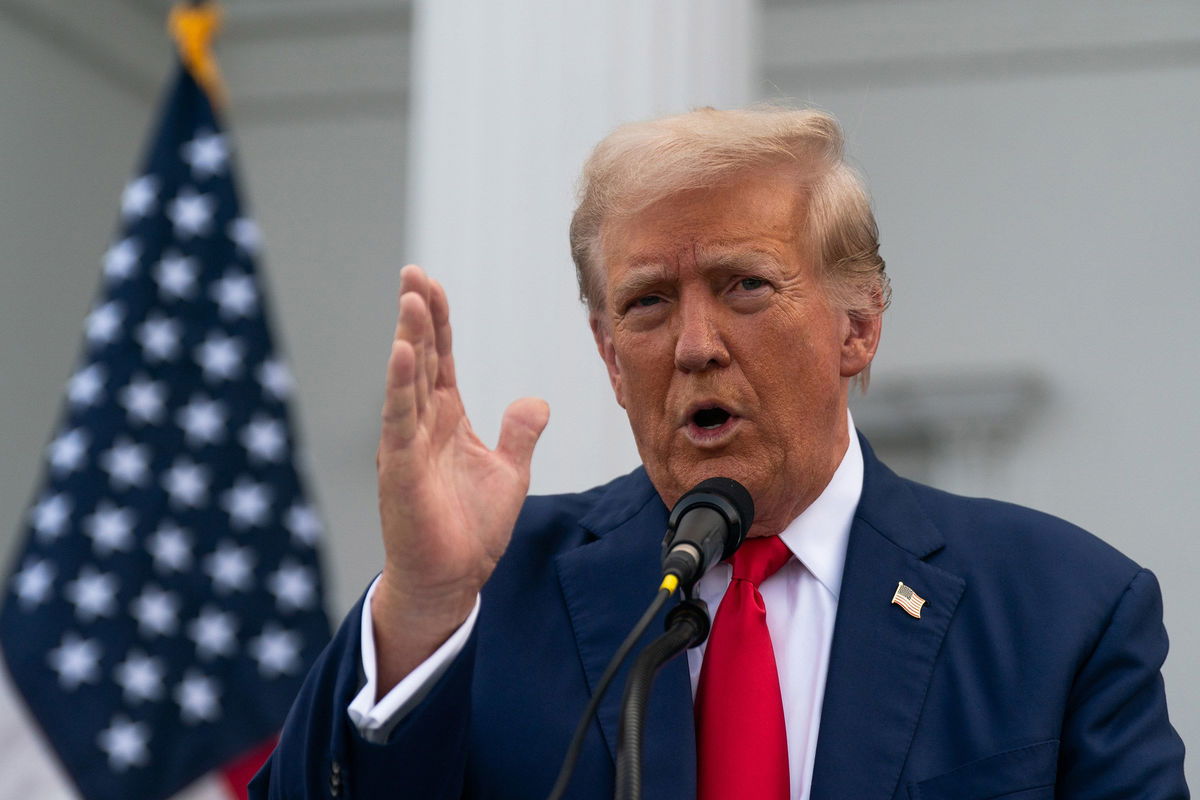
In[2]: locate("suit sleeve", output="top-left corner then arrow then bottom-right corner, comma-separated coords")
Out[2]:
248,591 -> 477,799
1057,568 -> 1189,798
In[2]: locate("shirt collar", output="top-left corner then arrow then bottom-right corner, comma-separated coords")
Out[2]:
776,410 -> 862,600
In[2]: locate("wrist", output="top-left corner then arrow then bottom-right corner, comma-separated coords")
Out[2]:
374,568 -> 478,631
369,569 -> 477,693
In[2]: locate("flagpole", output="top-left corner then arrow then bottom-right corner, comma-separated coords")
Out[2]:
168,0 -> 228,111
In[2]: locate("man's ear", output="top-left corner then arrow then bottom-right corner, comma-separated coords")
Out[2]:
839,312 -> 882,379
590,313 -> 626,409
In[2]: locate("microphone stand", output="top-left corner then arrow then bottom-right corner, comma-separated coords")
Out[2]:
614,599 -> 710,800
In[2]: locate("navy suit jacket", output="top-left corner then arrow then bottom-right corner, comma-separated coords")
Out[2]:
252,436 -> 1187,799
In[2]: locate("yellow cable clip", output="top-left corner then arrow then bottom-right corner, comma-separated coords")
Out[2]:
168,1 -> 228,109
659,574 -> 679,595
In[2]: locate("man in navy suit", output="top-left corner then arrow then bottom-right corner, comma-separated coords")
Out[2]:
252,108 -> 1188,798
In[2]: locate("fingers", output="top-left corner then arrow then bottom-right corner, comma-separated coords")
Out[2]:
398,292 -> 433,414
428,278 -> 456,389
381,339 -> 418,447
382,265 -> 436,446
496,397 -> 550,471
395,265 -> 440,414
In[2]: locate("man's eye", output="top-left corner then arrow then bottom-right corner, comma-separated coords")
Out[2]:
633,295 -> 662,308
737,277 -> 767,291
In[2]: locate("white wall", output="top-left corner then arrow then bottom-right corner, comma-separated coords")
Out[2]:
219,6 -> 411,614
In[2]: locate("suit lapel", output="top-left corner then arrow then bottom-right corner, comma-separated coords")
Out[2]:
810,438 -> 965,799
555,469 -> 696,800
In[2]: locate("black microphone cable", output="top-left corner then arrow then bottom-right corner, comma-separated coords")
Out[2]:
614,600 -> 711,800
545,477 -> 752,800
545,574 -> 680,800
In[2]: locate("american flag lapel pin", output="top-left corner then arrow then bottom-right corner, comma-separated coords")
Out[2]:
891,581 -> 926,619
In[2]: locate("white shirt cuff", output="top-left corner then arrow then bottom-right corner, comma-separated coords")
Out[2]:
347,576 -> 481,744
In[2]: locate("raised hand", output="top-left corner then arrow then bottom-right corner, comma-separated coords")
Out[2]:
370,265 -> 549,694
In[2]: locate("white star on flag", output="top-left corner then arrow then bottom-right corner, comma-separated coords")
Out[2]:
258,358 -> 293,401
221,477 -> 272,529
188,606 -> 238,660
285,503 -> 323,547
162,457 -> 210,507
131,585 -> 180,637
267,560 -> 317,613
83,502 -> 137,556
119,375 -> 167,425
68,363 -> 107,408
177,395 -> 227,446
47,632 -> 103,690
97,716 -> 151,772
204,542 -> 255,594
155,251 -> 199,299
86,300 -> 125,347
121,174 -> 158,219
13,557 -> 56,609
99,438 -> 151,490
242,414 -> 287,463
176,671 -> 222,724
136,311 -> 182,362
229,217 -> 261,255
136,313 -> 183,361
182,131 -> 229,179
211,271 -> 258,319
30,493 -> 72,541
168,187 -> 215,238
48,428 -> 90,475
114,650 -> 166,704
64,566 -> 119,622
196,332 -> 245,382
103,238 -> 142,282
147,523 -> 193,573
248,625 -> 301,678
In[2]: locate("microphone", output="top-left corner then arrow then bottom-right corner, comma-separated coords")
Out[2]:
660,477 -> 754,591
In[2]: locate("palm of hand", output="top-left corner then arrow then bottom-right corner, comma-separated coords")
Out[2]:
375,265 -> 549,613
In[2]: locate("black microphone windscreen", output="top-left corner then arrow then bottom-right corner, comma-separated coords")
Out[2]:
687,477 -> 755,533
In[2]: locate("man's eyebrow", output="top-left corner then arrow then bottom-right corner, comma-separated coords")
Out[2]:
694,246 -> 786,272
611,247 -> 787,298
696,244 -> 787,268
612,264 -> 671,297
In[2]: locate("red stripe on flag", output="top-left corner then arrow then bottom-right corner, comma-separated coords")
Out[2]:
220,736 -> 277,800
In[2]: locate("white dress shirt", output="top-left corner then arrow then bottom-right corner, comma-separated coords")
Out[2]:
350,413 -> 862,800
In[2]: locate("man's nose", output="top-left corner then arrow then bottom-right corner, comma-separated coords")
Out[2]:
674,298 -> 730,372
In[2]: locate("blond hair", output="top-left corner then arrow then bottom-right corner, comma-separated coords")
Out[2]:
569,106 -> 890,320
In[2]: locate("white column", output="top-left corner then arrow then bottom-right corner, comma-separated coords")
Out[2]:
406,0 -> 758,494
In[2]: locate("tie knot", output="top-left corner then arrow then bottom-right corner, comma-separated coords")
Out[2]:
729,535 -> 791,587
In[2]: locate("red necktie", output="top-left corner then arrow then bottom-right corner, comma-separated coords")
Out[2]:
695,535 -> 792,800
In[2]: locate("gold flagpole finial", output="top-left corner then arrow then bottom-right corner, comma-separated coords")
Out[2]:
168,1 -> 228,109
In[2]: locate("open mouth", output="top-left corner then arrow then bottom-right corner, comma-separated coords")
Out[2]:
682,403 -> 741,446
692,407 -> 732,430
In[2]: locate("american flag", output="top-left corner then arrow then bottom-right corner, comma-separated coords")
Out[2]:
0,63 -> 330,800
891,581 -> 926,619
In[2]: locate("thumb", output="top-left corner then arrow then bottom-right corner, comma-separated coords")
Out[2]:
496,397 -> 550,469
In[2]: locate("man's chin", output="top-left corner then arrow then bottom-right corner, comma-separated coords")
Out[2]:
652,454 -> 763,509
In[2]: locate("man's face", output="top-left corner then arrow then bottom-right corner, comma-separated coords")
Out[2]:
591,168 -> 880,536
